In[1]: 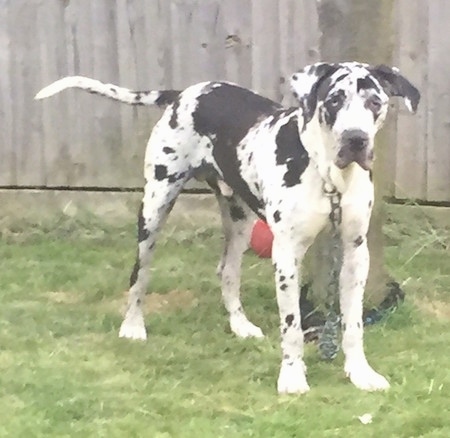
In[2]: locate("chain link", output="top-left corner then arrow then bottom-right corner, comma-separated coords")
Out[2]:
318,184 -> 343,361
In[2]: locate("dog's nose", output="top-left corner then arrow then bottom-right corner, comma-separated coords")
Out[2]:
342,129 -> 369,152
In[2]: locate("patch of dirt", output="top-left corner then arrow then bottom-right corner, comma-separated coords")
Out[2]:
414,298 -> 450,321
116,289 -> 199,314
45,291 -> 81,304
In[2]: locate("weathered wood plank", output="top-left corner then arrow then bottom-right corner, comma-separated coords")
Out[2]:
222,0 -> 252,88
425,0 -> 450,202
251,0 -> 281,100
393,0 -> 428,200
37,0 -> 72,186
9,0 -> 43,185
0,0 -> 15,184
278,0 -> 320,106
90,0 -> 122,187
64,0 -> 95,187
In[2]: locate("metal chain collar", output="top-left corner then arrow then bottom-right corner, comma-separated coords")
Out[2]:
318,182 -> 343,361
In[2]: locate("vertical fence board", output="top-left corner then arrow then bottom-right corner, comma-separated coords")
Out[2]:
114,0 -> 154,188
9,1 -> 44,185
393,0 -> 428,200
37,0 -> 71,186
66,0 -> 95,187
0,0 -> 15,184
426,0 -> 450,202
251,0 -> 280,101
170,0 -> 197,89
90,0 -> 122,187
278,0 -> 320,106
222,0 -> 252,88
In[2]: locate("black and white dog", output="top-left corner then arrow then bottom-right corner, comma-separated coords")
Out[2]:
35,62 -> 419,394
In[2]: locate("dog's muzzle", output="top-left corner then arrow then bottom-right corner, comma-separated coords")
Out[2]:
335,129 -> 373,171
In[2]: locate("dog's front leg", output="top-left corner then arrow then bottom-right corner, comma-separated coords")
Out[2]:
273,235 -> 310,394
340,232 -> 390,391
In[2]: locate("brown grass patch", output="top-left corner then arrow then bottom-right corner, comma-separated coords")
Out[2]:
45,291 -> 81,304
112,289 -> 199,314
414,297 -> 450,321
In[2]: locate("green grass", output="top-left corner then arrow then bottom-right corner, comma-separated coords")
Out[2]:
0,207 -> 449,437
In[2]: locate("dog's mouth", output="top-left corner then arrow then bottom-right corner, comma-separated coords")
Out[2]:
335,148 -> 374,171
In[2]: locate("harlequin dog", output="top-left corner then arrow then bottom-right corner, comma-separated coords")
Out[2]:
35,62 -> 420,394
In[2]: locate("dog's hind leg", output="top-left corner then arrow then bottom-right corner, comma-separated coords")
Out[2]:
214,190 -> 264,339
119,173 -> 188,340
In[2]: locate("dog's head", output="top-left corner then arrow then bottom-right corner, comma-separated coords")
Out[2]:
290,62 -> 420,171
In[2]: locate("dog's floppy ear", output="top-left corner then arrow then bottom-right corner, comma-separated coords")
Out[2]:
369,65 -> 420,113
290,63 -> 339,124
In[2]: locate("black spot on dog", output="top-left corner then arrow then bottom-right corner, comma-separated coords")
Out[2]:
230,204 -> 246,222
279,275 -> 286,282
368,200 -> 373,208
322,89 -> 346,128
285,314 -> 294,326
354,235 -> 364,247
137,203 -> 150,243
369,170 -> 373,181
163,146 -> 176,154
130,204 -> 152,286
154,164 -> 168,180
193,83 -> 281,217
155,90 -> 181,107
334,73 -> 347,84
298,64 -> 340,125
280,283 -> 288,291
169,98 -> 180,129
275,117 -> 310,187
129,259 -> 140,287
356,322 -> 361,329
342,322 -> 347,331
273,210 -> 281,223
357,76 -> 380,93
167,171 -> 187,183
109,87 -> 117,94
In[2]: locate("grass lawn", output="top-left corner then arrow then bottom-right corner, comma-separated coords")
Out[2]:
0,204 -> 449,437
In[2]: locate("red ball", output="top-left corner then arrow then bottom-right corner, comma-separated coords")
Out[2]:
250,219 -> 274,258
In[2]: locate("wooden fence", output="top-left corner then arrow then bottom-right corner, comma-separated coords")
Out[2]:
0,0 -> 449,202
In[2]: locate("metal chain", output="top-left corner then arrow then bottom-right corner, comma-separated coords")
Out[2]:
318,183 -> 343,361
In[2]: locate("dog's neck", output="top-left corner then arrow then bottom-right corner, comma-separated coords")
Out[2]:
299,112 -> 368,194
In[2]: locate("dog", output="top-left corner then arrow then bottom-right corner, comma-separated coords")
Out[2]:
35,62 -> 420,394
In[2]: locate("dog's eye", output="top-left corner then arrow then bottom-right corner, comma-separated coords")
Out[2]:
328,94 -> 344,108
367,96 -> 382,112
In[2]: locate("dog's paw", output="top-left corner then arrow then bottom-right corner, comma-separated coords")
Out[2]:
230,314 -> 264,339
119,317 -> 147,341
277,360 -> 310,394
346,362 -> 390,391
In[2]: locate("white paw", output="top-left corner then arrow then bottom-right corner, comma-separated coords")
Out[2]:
277,361 -> 310,394
346,362 -> 390,391
230,314 -> 264,339
119,317 -> 147,341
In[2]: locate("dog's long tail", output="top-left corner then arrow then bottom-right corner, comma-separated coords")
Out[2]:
34,76 -> 181,107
